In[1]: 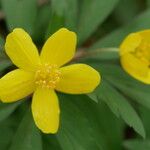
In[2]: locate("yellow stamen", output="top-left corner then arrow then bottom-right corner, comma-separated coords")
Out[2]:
35,64 -> 61,89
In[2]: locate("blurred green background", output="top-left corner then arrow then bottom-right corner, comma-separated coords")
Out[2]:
0,0 -> 150,150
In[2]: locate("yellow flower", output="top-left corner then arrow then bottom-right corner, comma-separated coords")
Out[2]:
120,30 -> 150,84
0,28 -> 100,133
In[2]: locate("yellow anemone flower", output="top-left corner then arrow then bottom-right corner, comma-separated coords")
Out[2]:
0,28 -> 100,134
120,30 -> 150,84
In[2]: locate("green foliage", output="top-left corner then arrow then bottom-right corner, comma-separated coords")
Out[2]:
97,80 -> 145,138
33,2 -> 51,43
91,63 -> 150,109
0,0 -> 150,149
0,101 -> 22,122
43,93 -> 123,150
45,0 -> 78,38
0,117 -> 18,150
1,0 -> 37,35
91,9 -> 150,49
124,140 -> 150,150
9,109 -> 42,150
123,106 -> 150,150
113,0 -> 142,25
77,0 -> 119,44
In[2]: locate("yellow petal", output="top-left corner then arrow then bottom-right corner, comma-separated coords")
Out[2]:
138,30 -> 150,42
56,64 -> 101,94
32,88 -> 60,134
120,53 -> 150,84
5,28 -> 41,72
40,28 -> 77,67
0,69 -> 35,102
120,33 -> 141,56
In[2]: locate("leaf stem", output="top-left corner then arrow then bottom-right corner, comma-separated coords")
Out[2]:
73,47 -> 119,61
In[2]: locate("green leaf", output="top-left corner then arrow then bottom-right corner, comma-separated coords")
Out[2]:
0,36 -> 4,50
87,92 -> 99,103
0,101 -> 22,122
51,0 -> 78,30
0,59 -> 11,73
45,13 -> 65,39
0,116 -> 18,150
124,139 -> 150,150
72,95 -> 123,150
91,9 -> 150,49
77,0 -> 119,44
0,101 -> 29,150
9,108 -> 42,150
45,93 -> 123,150
139,106 -> 150,138
1,0 -> 37,35
43,134 -> 62,150
0,36 -> 12,72
51,0 -> 67,16
33,2 -> 51,43
45,0 -> 65,38
45,0 -> 78,38
113,0 -> 141,25
64,0 -> 78,31
45,94 -> 101,150
96,80 -> 145,138
56,94 -> 100,150
96,63 -> 150,109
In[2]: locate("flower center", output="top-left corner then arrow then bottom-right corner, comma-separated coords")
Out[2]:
35,64 -> 61,89
133,41 -> 150,66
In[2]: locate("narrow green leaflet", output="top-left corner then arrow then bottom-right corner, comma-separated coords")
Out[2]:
77,0 -> 119,44
9,109 -> 42,150
0,36 -> 12,72
45,94 -> 102,150
0,116 -> 18,150
45,13 -> 65,39
113,0 -> 140,24
0,60 -> 11,73
46,0 -> 78,38
0,36 -> 4,50
0,101 -> 29,150
96,80 -> 145,138
56,94 -> 100,150
87,92 -> 99,103
51,0 -> 78,30
45,0 -> 65,38
73,95 -> 123,150
0,101 -> 22,122
33,3 -> 51,43
98,63 -> 150,109
51,0 -> 67,16
1,0 -> 37,35
124,139 -> 150,150
64,0 -> 78,31
43,134 -> 62,150
45,93 -> 123,150
139,106 -> 150,138
91,9 -> 150,49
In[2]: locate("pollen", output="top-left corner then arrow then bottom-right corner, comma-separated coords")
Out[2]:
35,64 -> 61,89
133,41 -> 150,66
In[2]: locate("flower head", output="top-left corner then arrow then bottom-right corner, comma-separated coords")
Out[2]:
0,28 -> 100,133
120,30 -> 150,84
